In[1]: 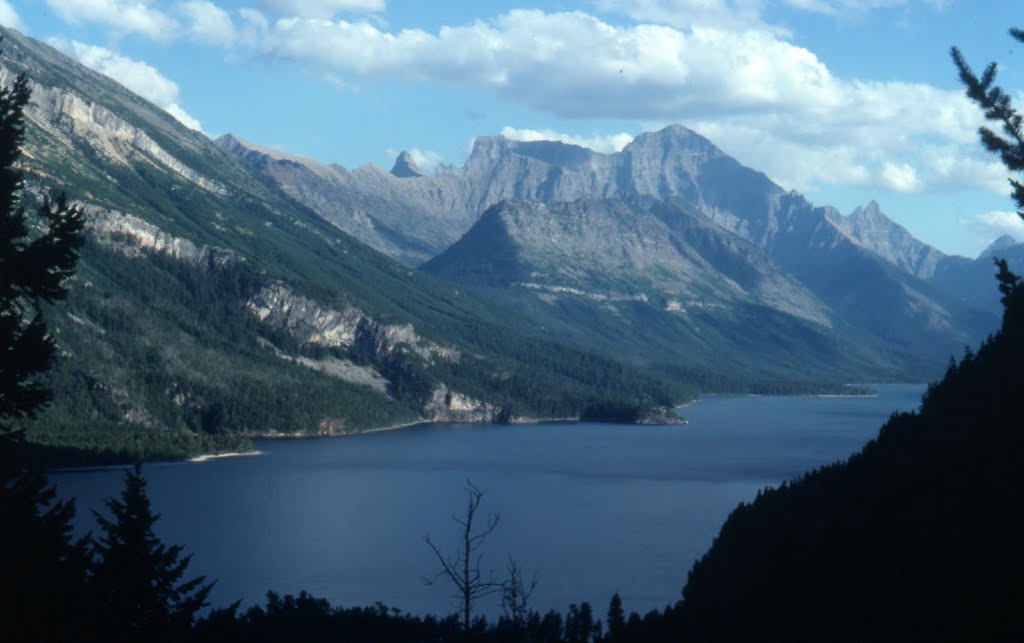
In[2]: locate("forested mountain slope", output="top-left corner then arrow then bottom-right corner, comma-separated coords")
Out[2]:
0,27 -> 684,462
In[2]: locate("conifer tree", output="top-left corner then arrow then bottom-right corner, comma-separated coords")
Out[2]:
91,463 -> 213,642
0,41 -> 84,469
0,41 -> 91,641
952,28 -> 1024,325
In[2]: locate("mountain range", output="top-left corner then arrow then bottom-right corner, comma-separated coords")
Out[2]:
2,25 -> 1020,461
221,122 -> 1019,380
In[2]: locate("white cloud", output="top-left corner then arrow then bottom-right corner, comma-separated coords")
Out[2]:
51,39 -> 203,131
163,103 -> 203,131
406,148 -> 442,174
500,127 -> 635,154
782,0 -> 944,15
252,0 -> 385,18
233,9 -> 991,195
880,162 -> 922,193
45,0 -> 179,40
966,210 -> 1024,235
961,210 -> 1024,251
177,0 -> 236,46
594,0 -> 768,30
0,0 -> 23,30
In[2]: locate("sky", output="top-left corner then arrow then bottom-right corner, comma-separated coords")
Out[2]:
0,1 -> 1022,258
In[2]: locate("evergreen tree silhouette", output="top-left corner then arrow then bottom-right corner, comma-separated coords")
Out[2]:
0,39 -> 90,642
91,463 -> 213,642
0,40 -> 84,470
0,471 -> 93,641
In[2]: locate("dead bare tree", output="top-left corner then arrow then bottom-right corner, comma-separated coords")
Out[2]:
424,480 -> 504,632
501,556 -> 537,629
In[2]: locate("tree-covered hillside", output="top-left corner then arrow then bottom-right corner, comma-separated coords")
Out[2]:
0,28 -> 695,464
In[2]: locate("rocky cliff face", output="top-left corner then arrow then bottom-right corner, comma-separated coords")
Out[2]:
85,205 -> 234,267
245,283 -> 460,364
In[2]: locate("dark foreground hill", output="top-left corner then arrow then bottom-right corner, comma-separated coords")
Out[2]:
667,264 -> 1024,640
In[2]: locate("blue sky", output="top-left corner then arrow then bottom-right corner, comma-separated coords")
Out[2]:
0,0 -> 1022,257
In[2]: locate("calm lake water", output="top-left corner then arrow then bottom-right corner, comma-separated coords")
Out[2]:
51,384 -> 925,618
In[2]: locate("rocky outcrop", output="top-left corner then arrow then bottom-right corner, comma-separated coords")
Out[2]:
422,385 -> 510,423
245,283 -> 460,363
390,151 -> 423,178
85,206 -> 235,267
0,67 -> 227,197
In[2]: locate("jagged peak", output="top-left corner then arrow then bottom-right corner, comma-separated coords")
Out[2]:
390,151 -> 423,178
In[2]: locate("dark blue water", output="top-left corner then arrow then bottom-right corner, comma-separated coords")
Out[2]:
51,384 -> 924,618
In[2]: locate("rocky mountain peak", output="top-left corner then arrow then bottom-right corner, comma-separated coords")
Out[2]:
853,200 -> 883,219
623,124 -> 721,157
980,234 -> 1019,259
390,150 -> 423,178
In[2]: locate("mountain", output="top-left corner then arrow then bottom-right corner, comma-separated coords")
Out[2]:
928,236 -> 1024,317
424,197 -> 908,380
826,201 -> 946,279
979,233 -> 1018,258
215,134 -> 473,266
0,27 -> 685,462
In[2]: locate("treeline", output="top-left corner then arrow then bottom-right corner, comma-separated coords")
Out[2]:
192,590 -> 679,643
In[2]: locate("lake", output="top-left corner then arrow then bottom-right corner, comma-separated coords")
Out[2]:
51,383 -> 925,619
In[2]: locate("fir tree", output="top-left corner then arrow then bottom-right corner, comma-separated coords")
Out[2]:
0,41 -> 84,469
91,463 -> 213,642
0,40 -> 91,641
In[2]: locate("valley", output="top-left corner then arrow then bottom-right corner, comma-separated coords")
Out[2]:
0,25 -> 1019,465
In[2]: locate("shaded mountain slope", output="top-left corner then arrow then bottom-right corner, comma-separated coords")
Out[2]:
425,198 -> 909,381
929,236 -> 1024,318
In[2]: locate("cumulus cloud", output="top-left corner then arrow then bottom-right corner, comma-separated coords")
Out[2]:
252,0 -> 385,18
42,2 -> 988,198
782,0 -> 944,15
880,162 -> 922,193
962,210 -> 1024,247
177,0 -> 236,45
45,0 -> 179,40
594,0 -> 768,30
0,0 -> 22,29
229,9 -> 990,194
500,126 -> 635,154
51,39 -> 203,131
